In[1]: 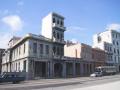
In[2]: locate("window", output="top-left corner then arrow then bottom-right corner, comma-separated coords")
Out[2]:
24,43 -> 25,53
13,50 -> 15,59
33,43 -> 37,53
60,21 -> 63,26
57,47 -> 60,55
98,36 -> 101,43
53,46 -> 56,55
61,47 -> 64,56
16,48 -> 18,56
60,33 -> 63,40
117,41 -> 119,46
105,46 -> 108,51
117,49 -> 119,55
16,63 -> 17,71
19,47 -> 21,55
113,40 -> 115,45
114,56 -> 116,62
45,45 -> 49,54
40,44 -> 43,54
111,56 -> 112,60
114,48 -> 116,53
18,62 -> 20,71
112,33 -> 114,38
57,32 -> 59,39
53,31 -> 56,38
23,60 -> 26,72
53,18 -> 55,23
110,47 -> 112,51
57,20 -> 59,24
116,34 -> 117,38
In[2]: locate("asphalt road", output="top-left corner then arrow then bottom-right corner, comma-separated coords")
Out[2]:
0,74 -> 120,90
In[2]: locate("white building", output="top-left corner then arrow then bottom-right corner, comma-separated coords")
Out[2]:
2,12 -> 87,79
2,12 -> 66,79
93,30 -> 120,72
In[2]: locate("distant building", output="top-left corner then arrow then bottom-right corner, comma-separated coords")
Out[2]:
93,30 -> 120,72
8,36 -> 21,48
0,49 -> 5,73
64,43 -> 94,75
92,48 -> 106,67
64,42 -> 107,74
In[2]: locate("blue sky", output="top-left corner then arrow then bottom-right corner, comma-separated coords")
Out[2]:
0,0 -> 120,48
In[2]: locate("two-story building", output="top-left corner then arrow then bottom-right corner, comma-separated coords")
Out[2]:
64,42 -> 95,75
2,12 -> 85,79
64,42 -> 106,75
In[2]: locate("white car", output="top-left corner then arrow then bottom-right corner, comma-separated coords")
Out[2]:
90,72 -> 102,77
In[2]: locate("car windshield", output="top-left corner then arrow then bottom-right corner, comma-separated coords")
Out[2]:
95,68 -> 101,72
94,72 -> 100,74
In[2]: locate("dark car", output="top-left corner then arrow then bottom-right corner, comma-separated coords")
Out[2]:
0,72 -> 25,84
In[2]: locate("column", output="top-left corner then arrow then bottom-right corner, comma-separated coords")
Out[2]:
47,61 -> 50,78
73,62 -> 76,77
49,61 -> 54,78
62,62 -> 66,78
80,62 -> 84,76
28,59 -> 34,80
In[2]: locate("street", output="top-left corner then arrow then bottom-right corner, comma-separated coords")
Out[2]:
72,81 -> 120,90
0,74 -> 120,90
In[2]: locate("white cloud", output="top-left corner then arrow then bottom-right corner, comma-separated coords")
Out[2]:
0,33 -> 12,48
106,23 -> 120,30
1,15 -> 23,31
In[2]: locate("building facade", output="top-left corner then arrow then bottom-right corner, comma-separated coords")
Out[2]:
93,30 -> 120,72
0,49 -> 5,73
2,12 -> 87,79
92,48 -> 106,67
64,42 -> 95,75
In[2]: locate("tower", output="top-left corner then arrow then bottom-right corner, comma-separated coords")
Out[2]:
42,12 -> 66,57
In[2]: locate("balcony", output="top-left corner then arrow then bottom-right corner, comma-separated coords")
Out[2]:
38,54 -> 50,59
53,55 -> 62,60
53,38 -> 65,44
52,23 -> 66,31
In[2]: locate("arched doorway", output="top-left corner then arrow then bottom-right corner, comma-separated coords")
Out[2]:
54,63 -> 63,77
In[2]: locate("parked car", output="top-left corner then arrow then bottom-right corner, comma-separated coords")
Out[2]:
0,72 -> 25,84
90,72 -> 102,77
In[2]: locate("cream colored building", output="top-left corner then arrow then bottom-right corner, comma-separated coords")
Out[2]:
64,43 -> 92,60
64,42 -> 94,75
